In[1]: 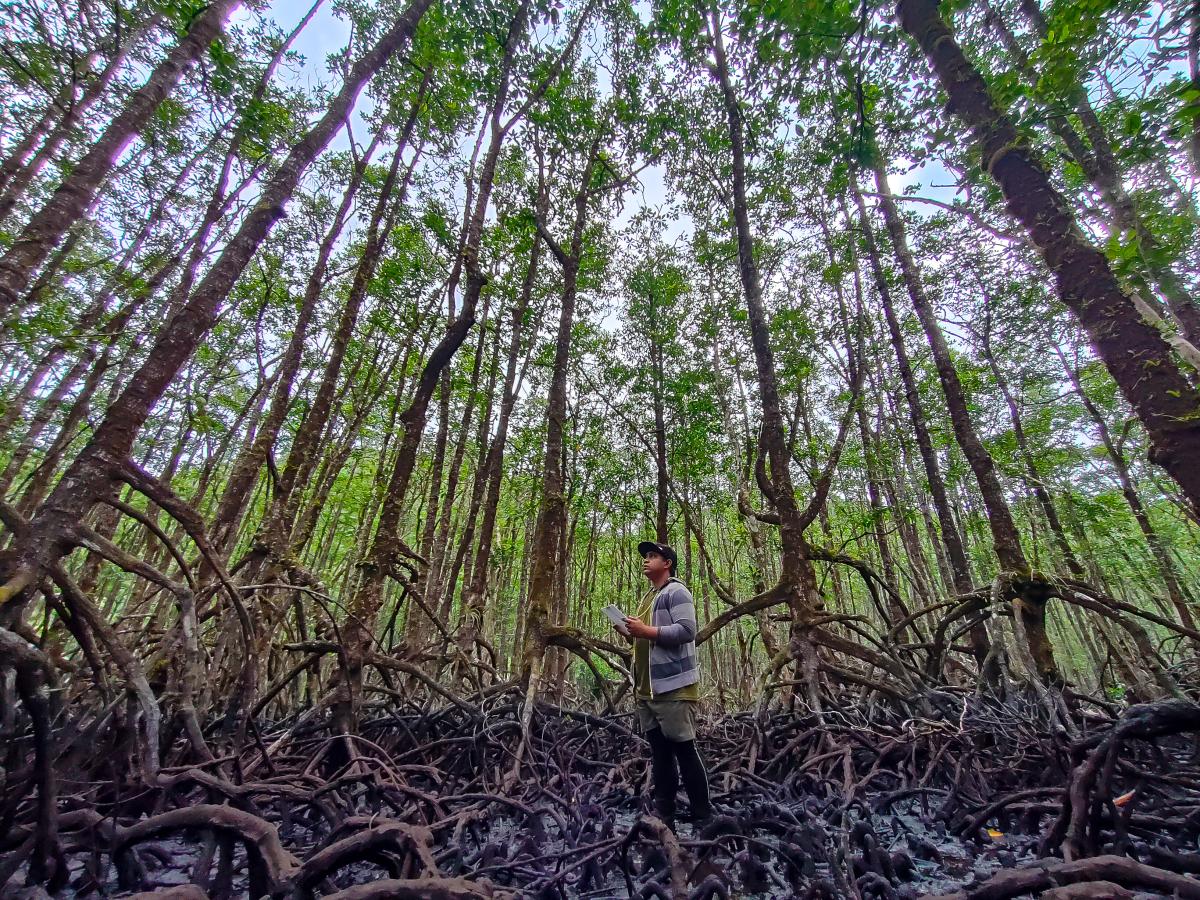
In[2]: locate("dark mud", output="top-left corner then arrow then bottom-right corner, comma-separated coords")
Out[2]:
4,691 -> 1200,898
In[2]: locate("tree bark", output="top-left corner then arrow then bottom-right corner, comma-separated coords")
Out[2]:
209,132 -> 386,557
1058,349 -> 1198,633
896,0 -> 1200,516
0,24 -> 148,222
1190,0 -> 1200,180
0,0 -> 243,313
706,1 -> 843,710
0,0 -> 434,620
851,174 -> 995,676
649,295 -> 670,543
457,217 -> 543,660
522,138 -> 602,679
334,0 -> 547,732
981,0 -> 1200,356
872,159 -> 1059,682
976,302 -> 1085,580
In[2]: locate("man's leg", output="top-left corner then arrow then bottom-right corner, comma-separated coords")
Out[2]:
645,726 -> 679,825
673,738 -> 712,820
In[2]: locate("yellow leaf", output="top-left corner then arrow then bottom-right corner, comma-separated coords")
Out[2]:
987,828 -> 1004,839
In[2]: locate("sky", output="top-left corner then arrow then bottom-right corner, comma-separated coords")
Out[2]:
237,0 -> 972,352
250,0 -> 958,222
261,0 -> 350,92
253,0 -> 363,151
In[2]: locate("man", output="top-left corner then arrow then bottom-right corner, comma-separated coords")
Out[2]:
616,540 -> 712,830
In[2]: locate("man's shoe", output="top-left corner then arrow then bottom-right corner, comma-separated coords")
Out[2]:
653,798 -> 677,825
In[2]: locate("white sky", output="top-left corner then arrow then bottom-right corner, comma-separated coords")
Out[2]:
252,0 -> 957,221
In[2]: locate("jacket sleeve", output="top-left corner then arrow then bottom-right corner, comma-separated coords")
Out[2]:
654,583 -> 697,647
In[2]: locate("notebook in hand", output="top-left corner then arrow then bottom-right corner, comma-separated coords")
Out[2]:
602,604 -> 629,636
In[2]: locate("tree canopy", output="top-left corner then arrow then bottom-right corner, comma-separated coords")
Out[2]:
2,0 -> 1200,895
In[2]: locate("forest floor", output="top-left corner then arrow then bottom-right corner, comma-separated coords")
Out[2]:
5,689 -> 1200,899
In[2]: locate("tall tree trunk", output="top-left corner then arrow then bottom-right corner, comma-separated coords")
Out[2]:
896,0 -> 1200,516
977,303 -> 1085,580
522,139 -> 602,679
854,402 -> 901,611
404,371 -> 453,653
708,6 -> 806,572
0,25 -> 147,222
707,3 -> 863,711
251,141 -> 426,586
334,0 -> 557,733
1190,0 -> 1200,181
869,158 -> 1059,683
0,0 -> 243,313
0,0 -> 434,618
441,312 -> 503,632
713,339 -> 779,660
821,209 -> 907,624
976,3 -> 1200,365
210,131 -> 387,557
430,294 -> 492,614
650,301 -> 670,543
848,181 -> 993,672
457,220 -> 543,660
1057,349 -> 1198,633
1009,0 -> 1200,352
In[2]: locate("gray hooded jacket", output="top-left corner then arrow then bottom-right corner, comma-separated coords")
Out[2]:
648,577 -> 700,695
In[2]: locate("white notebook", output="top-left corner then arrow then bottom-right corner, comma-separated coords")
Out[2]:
602,604 -> 630,636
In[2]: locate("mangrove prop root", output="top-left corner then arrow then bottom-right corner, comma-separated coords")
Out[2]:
919,854 -> 1200,900
3,692 -> 1200,897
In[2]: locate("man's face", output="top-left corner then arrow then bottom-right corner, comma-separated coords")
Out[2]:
642,551 -> 670,579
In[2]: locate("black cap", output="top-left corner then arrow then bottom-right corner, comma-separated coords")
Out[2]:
638,541 -> 677,572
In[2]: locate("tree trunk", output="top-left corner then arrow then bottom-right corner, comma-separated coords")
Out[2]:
404,370 -> 453,652
209,131 -> 387,557
849,180 -> 994,671
334,0 -> 539,732
0,26 -> 146,222
651,301 -> 670,543
0,0 -> 243,313
440,311 -> 503,632
522,139 -> 601,680
457,218 -> 543,660
869,158 -> 1060,682
1191,0 -> 1200,180
430,294 -> 492,614
1008,0 -> 1200,351
1058,349 -> 1198,633
896,0 -> 1200,516
0,0 -> 434,619
706,2 -> 840,710
977,304 -> 1085,580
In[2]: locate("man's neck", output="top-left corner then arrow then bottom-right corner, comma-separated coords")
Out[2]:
648,571 -> 671,590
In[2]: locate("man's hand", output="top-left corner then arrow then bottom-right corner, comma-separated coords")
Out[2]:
611,620 -> 633,643
624,615 -> 658,640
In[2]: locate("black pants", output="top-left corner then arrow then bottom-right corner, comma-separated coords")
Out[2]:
646,726 -> 711,823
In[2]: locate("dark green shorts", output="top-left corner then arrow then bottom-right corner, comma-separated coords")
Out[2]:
636,697 -> 698,742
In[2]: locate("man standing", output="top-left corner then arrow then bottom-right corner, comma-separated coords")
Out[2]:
617,540 -> 712,830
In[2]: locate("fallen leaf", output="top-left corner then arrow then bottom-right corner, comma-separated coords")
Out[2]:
1113,790 -> 1136,807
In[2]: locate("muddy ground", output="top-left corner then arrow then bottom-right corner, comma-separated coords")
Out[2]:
4,691 -> 1200,898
